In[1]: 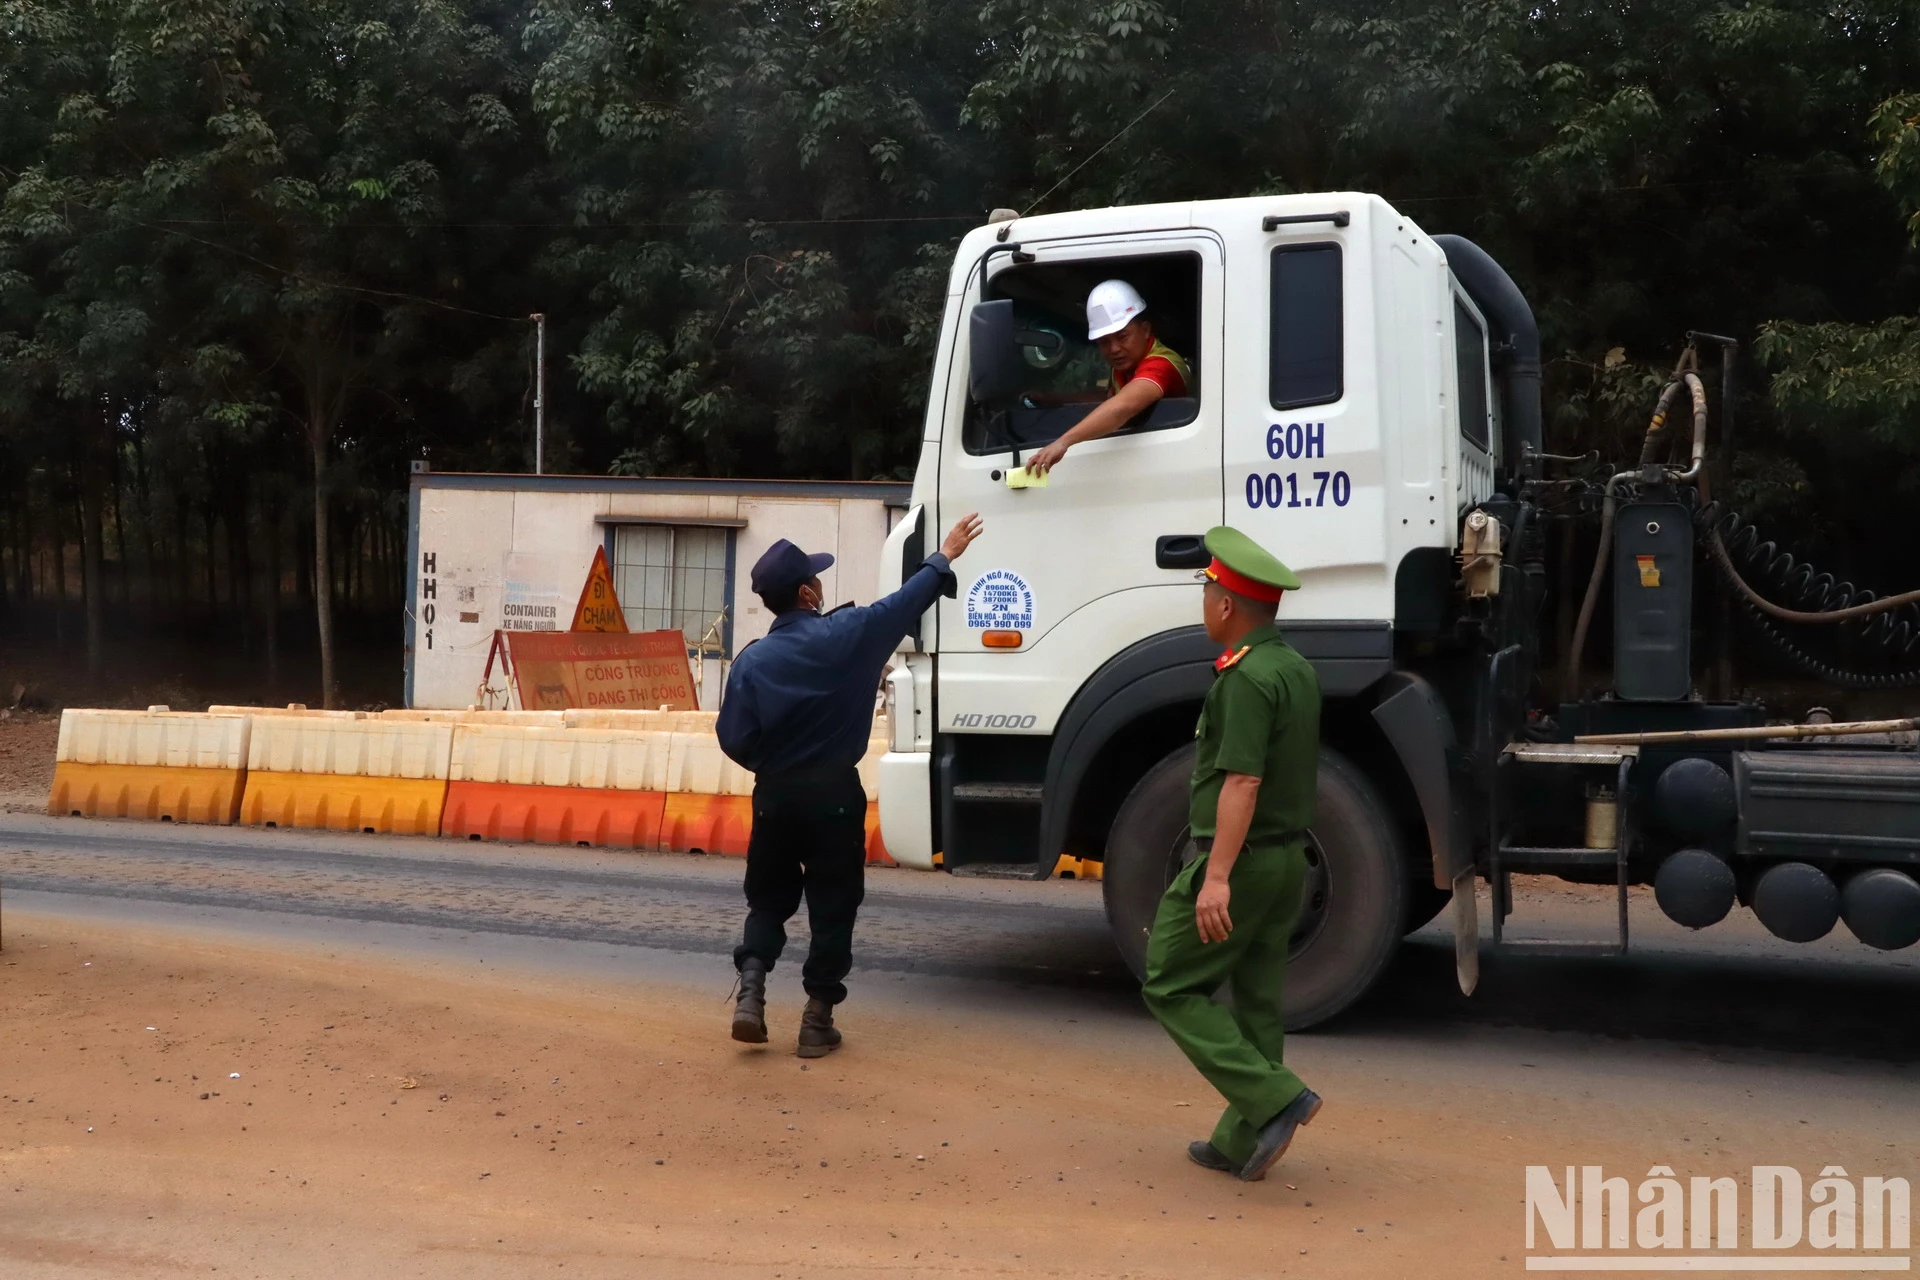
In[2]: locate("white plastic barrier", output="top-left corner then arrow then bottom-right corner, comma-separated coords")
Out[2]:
209,704 -> 364,719
57,707 -> 250,769
247,716 -> 454,779
240,715 -> 454,835
663,731 -> 754,796
49,707 -> 254,824
561,708 -> 718,733
382,708 -> 566,727
449,725 -> 673,792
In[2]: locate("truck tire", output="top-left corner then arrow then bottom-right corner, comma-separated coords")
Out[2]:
1102,742 -> 1409,1031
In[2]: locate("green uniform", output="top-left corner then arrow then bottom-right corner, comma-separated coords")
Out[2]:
1142,530 -> 1320,1169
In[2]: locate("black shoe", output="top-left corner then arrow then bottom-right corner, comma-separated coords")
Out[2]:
1187,1141 -> 1238,1175
1239,1089 -> 1322,1182
796,997 -> 842,1058
731,959 -> 768,1044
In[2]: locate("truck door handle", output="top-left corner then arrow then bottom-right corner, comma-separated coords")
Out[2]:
1155,535 -> 1209,570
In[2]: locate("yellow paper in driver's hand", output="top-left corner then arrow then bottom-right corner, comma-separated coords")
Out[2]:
1005,466 -> 1049,489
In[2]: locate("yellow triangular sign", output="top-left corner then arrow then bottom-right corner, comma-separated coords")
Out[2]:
570,547 -> 629,633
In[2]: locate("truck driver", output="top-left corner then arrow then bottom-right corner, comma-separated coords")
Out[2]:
1024,279 -> 1190,475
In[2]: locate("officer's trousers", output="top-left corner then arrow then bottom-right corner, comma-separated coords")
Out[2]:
1141,842 -> 1311,1166
732,766 -> 867,1005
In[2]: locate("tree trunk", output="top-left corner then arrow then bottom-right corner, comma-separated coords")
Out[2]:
173,493 -> 192,627
51,496 -> 68,647
265,499 -> 281,689
202,498 -> 219,615
132,434 -> 161,626
0,503 -> 11,615
21,501 -> 36,603
233,492 -> 253,662
78,459 -> 107,680
110,437 -> 131,612
311,427 -> 337,708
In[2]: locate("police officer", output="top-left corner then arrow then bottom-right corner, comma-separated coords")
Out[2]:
717,512 -> 983,1057
1141,526 -> 1323,1181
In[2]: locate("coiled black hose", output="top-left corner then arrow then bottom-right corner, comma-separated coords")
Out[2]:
1698,501 -> 1920,685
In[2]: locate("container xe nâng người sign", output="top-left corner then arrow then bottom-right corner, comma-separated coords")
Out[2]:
505,630 -> 699,710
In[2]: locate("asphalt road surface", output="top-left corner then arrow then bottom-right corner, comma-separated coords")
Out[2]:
4,812 -> 1919,1279
4,810 -> 1918,1061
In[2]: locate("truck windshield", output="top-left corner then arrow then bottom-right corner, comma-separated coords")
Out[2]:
963,251 -> 1201,455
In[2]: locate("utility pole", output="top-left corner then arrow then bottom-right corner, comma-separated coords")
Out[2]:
530,312 -> 547,475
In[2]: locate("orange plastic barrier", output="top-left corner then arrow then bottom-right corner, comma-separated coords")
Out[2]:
238,772 -> 447,836
50,708 -> 253,825
659,792 -> 753,856
441,781 -> 667,847
1052,855 -> 1104,881
48,762 -> 244,824
863,801 -> 895,866
645,797 -> 893,864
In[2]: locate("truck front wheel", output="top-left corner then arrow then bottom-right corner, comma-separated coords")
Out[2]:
1102,743 -> 1409,1031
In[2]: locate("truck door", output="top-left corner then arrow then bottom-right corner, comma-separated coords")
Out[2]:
1221,217 -> 1377,620
934,234 -> 1226,731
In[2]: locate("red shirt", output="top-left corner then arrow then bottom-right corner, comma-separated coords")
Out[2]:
1109,340 -> 1190,397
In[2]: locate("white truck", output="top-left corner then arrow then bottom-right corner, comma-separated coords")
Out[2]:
871,191 -> 1920,1028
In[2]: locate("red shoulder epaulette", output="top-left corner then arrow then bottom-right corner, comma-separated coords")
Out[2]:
1214,645 -> 1250,673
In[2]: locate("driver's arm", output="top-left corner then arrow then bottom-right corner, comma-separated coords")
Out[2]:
1027,377 -> 1164,472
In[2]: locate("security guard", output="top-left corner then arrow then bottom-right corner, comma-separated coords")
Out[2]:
1141,526 -> 1323,1181
716,512 -> 983,1057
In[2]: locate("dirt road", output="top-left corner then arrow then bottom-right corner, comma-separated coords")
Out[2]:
2,814 -> 1916,1278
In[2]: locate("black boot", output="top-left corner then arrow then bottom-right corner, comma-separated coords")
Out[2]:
1187,1141 -> 1238,1175
1239,1088 -> 1323,1182
731,959 -> 768,1044
796,997 -> 842,1058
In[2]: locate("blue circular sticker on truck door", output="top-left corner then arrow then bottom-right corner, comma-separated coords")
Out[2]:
965,569 -> 1035,630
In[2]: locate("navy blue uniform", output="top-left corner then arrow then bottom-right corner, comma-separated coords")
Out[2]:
717,553 -> 955,1003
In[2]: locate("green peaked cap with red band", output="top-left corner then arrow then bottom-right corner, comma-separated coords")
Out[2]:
1202,525 -> 1301,599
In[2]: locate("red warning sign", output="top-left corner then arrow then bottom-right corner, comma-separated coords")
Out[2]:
502,629 -> 699,710
570,548 -> 629,633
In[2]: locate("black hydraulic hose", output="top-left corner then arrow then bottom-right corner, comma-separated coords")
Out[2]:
1693,445 -> 1920,628
1726,591 -> 1920,688
1692,467 -> 1920,683
1706,531 -> 1920,624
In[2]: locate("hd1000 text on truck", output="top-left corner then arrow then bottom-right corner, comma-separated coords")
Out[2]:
872,192 -> 1920,1028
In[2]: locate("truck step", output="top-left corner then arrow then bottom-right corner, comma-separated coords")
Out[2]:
1497,845 -> 1622,870
1488,939 -> 1627,958
949,861 -> 1046,880
950,782 -> 1045,804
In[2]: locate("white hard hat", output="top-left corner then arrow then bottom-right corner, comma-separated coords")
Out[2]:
1085,279 -> 1148,340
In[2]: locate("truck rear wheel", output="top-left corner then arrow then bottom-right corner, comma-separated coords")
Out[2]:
1102,742 -> 1409,1031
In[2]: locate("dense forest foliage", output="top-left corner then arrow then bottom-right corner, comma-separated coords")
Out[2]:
1,0 -> 1917,703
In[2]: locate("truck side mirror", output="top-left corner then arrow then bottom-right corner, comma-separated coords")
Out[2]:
968,299 -> 1023,408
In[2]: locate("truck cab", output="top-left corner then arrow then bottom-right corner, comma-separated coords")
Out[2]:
875,193 -> 1543,1027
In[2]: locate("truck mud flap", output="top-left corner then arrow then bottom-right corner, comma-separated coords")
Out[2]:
1370,671 -> 1479,994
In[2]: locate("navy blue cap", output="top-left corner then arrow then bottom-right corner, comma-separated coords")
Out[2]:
750,538 -> 834,595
